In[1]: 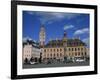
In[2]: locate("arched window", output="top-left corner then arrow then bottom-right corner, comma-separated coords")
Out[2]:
75,48 -> 77,51
81,48 -> 83,51
44,49 -> 46,52
85,52 -> 87,56
60,53 -> 62,57
69,48 -> 70,51
54,49 -> 55,52
50,54 -> 52,57
72,48 -> 73,51
78,48 -> 80,51
60,49 -> 62,51
51,49 -> 52,52
57,53 -> 59,57
78,52 -> 80,56
72,53 -> 74,56
81,52 -> 83,56
47,54 -> 49,57
57,49 -> 59,52
75,53 -> 77,56
54,53 -> 55,57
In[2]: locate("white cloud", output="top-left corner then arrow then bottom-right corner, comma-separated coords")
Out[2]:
27,11 -> 80,24
27,11 -> 35,15
63,25 -> 74,30
82,38 -> 89,47
74,28 -> 89,35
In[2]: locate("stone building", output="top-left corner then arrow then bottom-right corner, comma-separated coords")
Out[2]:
42,40 -> 65,62
41,30 -> 89,62
22,25 -> 89,64
23,38 -> 41,63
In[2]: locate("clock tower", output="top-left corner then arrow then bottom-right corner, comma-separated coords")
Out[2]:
39,25 -> 46,47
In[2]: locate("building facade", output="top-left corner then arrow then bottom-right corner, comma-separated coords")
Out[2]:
23,38 -> 41,63
23,25 -> 89,64
41,30 -> 89,62
42,47 -> 64,62
65,39 -> 88,58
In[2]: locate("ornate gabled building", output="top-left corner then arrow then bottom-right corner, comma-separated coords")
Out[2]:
41,29 -> 89,62
23,25 -> 89,64
65,38 -> 87,58
42,40 -> 65,61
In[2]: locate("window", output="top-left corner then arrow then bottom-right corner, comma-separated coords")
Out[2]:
54,53 -> 55,57
85,52 -> 87,56
69,53 -> 70,56
75,48 -> 77,51
50,54 -> 52,57
60,49 -> 62,51
75,53 -> 77,56
44,49 -> 46,52
78,52 -> 80,56
57,53 -> 59,57
47,54 -> 49,57
81,48 -> 83,51
72,53 -> 74,56
81,52 -> 83,56
72,48 -> 73,51
78,48 -> 80,51
54,49 -> 55,52
69,48 -> 70,51
65,48 -> 67,51
60,53 -> 62,57
57,49 -> 59,52
51,49 -> 52,52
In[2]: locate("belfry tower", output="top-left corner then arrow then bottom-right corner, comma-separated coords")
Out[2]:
63,31 -> 67,58
39,25 -> 46,47
63,31 -> 68,47
63,31 -> 67,44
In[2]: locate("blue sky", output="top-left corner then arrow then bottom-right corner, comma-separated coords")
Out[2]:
23,11 -> 90,47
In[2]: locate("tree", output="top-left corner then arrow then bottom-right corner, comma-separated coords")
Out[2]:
39,53 -> 42,63
30,57 -> 34,62
24,58 -> 28,64
34,57 -> 37,62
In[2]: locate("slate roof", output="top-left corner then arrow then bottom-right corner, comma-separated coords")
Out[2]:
44,39 -> 86,48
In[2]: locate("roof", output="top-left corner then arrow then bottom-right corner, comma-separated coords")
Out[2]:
44,39 -> 86,48
23,37 -> 86,48
23,38 -> 40,49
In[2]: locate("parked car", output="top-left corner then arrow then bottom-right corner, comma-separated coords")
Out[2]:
75,59 -> 85,62
30,62 -> 38,64
46,60 -> 51,64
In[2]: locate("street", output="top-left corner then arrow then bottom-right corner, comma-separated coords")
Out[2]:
23,61 -> 89,69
